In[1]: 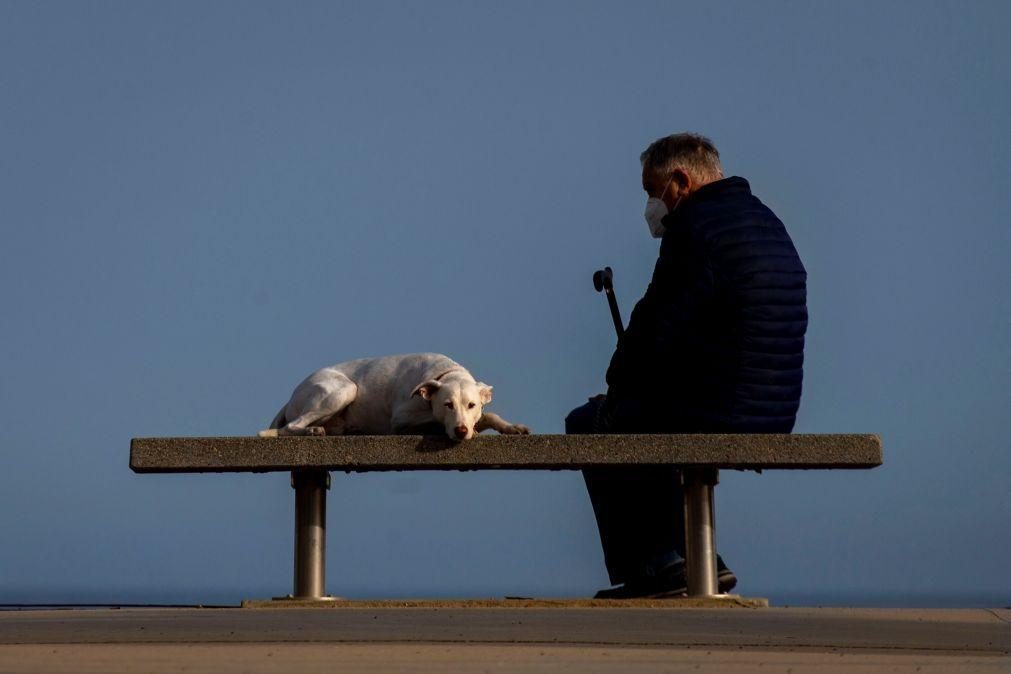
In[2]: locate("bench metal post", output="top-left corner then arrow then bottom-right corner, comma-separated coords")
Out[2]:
292,470 -> 330,599
683,467 -> 719,597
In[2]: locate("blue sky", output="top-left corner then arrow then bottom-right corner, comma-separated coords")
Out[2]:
1,1 -> 1008,606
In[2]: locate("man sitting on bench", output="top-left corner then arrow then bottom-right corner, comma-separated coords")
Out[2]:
566,133 -> 809,599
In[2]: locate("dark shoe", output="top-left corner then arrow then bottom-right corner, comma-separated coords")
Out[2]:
593,563 -> 687,599
717,557 -> 737,593
593,584 -> 687,599
594,557 -> 738,599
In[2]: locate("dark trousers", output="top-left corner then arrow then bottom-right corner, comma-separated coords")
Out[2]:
565,398 -> 686,586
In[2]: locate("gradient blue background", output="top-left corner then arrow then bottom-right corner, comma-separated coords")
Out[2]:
1,1 -> 1008,606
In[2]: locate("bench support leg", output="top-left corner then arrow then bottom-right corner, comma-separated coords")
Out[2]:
683,467 -> 719,597
292,470 -> 330,599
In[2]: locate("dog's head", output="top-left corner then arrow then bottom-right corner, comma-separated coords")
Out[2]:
411,378 -> 492,440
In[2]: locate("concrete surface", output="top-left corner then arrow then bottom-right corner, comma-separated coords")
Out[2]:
130,433 -> 883,472
1,643 -> 1006,674
0,606 -> 1006,673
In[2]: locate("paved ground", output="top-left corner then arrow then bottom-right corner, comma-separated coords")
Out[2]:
1,604 -> 1007,673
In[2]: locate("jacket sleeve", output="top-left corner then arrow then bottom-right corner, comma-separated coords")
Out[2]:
605,230 -> 717,392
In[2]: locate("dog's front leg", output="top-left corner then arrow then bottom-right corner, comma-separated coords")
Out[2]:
476,411 -> 531,435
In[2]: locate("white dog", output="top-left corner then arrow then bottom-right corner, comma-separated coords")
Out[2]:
258,353 -> 531,440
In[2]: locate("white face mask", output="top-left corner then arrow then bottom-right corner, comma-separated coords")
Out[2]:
644,178 -> 681,238
644,197 -> 668,238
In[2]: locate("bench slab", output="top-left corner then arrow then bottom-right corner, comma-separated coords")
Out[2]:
239,595 -> 770,609
130,434 -> 882,473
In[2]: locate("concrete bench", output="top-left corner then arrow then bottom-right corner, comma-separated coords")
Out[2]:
130,433 -> 882,603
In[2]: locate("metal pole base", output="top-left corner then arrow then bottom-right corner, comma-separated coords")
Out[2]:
292,470 -> 330,599
683,467 -> 719,597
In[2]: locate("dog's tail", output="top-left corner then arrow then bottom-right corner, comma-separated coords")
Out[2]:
257,405 -> 287,438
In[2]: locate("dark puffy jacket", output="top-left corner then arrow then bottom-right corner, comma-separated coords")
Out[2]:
605,177 -> 807,433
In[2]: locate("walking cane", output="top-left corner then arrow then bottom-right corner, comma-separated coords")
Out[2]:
592,266 -> 624,341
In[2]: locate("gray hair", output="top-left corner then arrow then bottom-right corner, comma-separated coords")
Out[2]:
640,133 -> 723,183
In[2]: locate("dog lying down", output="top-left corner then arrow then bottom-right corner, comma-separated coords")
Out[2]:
258,353 -> 531,440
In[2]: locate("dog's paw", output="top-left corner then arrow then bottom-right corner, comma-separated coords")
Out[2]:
503,423 -> 531,435
305,426 -> 326,437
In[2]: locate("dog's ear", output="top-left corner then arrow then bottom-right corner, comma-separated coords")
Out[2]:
411,380 -> 442,400
477,383 -> 493,405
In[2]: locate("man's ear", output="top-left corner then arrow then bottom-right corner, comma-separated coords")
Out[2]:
411,380 -> 442,400
671,167 -> 693,199
477,383 -> 493,405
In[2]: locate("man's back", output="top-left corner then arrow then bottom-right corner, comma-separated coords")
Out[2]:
606,177 -> 807,433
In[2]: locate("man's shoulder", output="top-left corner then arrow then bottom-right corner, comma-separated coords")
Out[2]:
693,187 -> 781,233
686,184 -> 803,278
687,193 -> 790,255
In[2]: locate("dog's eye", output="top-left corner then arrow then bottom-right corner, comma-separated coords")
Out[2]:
467,402 -> 476,409
445,402 -> 454,410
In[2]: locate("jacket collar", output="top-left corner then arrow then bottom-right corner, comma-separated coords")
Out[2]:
661,176 -> 751,228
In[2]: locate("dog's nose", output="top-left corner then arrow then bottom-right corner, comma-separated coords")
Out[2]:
454,426 -> 468,438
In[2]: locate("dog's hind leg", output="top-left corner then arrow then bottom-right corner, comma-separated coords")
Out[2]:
256,406 -> 289,437
276,374 -> 358,437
